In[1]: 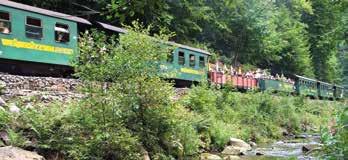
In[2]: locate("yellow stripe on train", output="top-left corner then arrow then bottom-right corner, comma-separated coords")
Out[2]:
1,38 -> 74,55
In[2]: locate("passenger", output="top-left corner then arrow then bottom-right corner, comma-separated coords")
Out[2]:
56,33 -> 64,42
255,70 -> 262,79
0,21 -> 10,34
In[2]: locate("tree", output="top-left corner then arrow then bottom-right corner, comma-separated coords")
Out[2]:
75,22 -> 200,158
303,0 -> 347,82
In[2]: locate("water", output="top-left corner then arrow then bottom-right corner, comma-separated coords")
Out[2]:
240,134 -> 323,160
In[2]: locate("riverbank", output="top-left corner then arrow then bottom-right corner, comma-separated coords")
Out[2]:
0,81 -> 346,159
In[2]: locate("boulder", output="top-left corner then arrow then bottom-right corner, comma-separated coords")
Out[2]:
228,138 -> 251,150
9,104 -> 20,113
200,153 -> 222,160
0,146 -> 45,160
223,155 -> 240,160
221,146 -> 247,155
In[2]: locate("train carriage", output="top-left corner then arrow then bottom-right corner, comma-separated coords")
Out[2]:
333,85 -> 344,99
80,22 -> 212,85
0,1 -> 91,75
294,75 -> 318,97
258,79 -> 294,93
318,81 -> 334,99
163,43 -> 210,83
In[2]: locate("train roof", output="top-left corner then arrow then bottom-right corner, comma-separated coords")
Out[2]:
167,41 -> 211,56
96,22 -> 211,55
0,1 -> 91,25
335,85 -> 344,88
318,81 -> 332,86
97,22 -> 127,34
294,75 -> 317,82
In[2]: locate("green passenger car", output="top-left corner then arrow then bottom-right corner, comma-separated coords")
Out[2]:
333,85 -> 344,99
160,43 -> 210,82
0,1 -> 90,66
318,81 -> 334,99
258,79 -> 293,93
93,23 -> 211,83
294,75 -> 318,97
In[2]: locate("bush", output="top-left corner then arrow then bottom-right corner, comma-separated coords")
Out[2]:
322,107 -> 348,159
181,83 -> 340,150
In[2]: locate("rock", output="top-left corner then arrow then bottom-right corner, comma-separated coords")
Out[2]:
0,146 -> 45,160
302,144 -> 322,153
222,138 -> 252,155
223,155 -> 240,160
9,104 -> 20,113
0,97 -> 6,106
249,141 -> 257,148
228,138 -> 251,150
200,153 -> 222,160
221,146 -> 247,155
256,152 -> 264,156
296,134 -> 308,139
0,131 -> 9,146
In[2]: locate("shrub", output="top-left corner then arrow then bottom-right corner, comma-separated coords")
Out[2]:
322,107 -> 348,159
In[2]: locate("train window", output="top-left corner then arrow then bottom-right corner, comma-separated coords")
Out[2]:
199,56 -> 205,68
189,54 -> 195,67
55,23 -> 69,43
0,11 -> 11,34
178,51 -> 185,65
26,17 -> 43,39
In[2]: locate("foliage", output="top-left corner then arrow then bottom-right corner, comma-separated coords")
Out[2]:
73,23 -> 198,159
0,23 -> 199,159
303,0 -> 347,82
0,83 -> 344,159
181,84 -> 340,148
322,106 -> 348,159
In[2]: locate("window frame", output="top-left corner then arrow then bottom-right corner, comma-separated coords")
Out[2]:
178,51 -> 185,66
199,56 -> 205,68
0,11 -> 11,34
25,16 -> 43,40
55,23 -> 70,43
189,54 -> 196,67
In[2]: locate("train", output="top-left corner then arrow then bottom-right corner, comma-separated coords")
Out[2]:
208,71 -> 344,100
0,1 -> 345,100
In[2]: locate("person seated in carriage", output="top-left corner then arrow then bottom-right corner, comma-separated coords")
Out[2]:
0,21 -> 10,34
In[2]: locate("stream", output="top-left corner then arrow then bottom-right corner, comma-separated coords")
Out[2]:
240,133 -> 323,160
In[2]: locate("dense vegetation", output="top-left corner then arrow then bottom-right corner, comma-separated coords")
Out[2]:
322,107 -> 348,159
0,26 -> 346,159
13,0 -> 348,83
